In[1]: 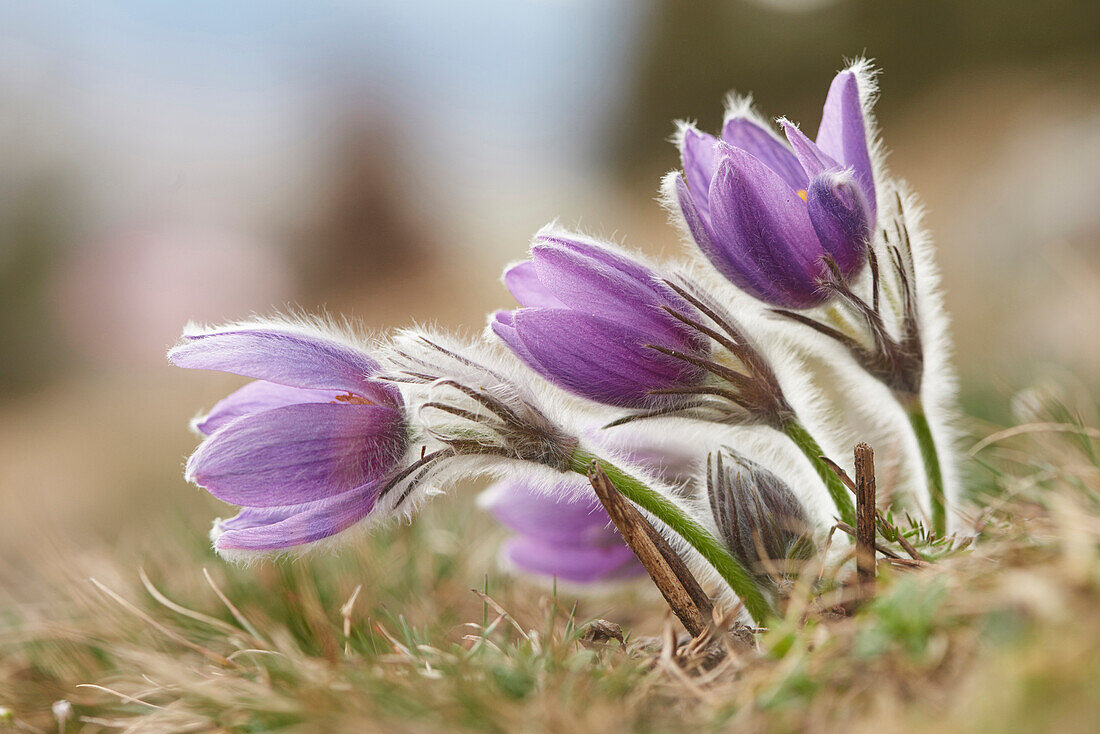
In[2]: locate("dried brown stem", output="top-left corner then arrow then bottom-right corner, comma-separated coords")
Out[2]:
588,461 -> 713,637
820,456 -> 858,495
833,522 -> 900,560
854,443 -> 877,595
887,517 -> 925,561
824,453 -> 925,562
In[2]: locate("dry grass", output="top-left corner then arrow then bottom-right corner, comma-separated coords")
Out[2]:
2,405 -> 1098,733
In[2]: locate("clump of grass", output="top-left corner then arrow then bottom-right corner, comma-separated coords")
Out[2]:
2,401 -> 1098,733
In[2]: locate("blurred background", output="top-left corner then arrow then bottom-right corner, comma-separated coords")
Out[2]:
1,0 -> 1097,568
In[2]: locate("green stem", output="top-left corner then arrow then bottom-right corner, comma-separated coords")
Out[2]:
782,419 -> 856,526
569,448 -> 774,625
904,397 -> 946,537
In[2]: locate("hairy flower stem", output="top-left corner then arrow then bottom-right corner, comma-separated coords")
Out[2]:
569,448 -> 774,624
903,397 -> 946,536
781,419 -> 856,526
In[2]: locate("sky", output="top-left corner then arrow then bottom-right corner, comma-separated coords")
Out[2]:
1,1 -> 650,245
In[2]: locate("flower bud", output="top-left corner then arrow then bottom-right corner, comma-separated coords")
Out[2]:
707,451 -> 814,580
493,232 -> 709,408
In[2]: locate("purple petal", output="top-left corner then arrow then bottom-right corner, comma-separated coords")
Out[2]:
675,173 -> 717,251
806,172 -> 871,279
534,235 -> 666,295
781,121 -> 840,180
509,308 -> 705,408
169,328 -> 399,408
491,310 -> 540,367
503,261 -> 566,308
214,488 -> 369,533
534,237 -> 706,348
722,117 -> 808,191
195,380 -> 342,435
706,148 -> 825,308
484,476 -> 612,544
187,402 -> 406,507
214,483 -> 380,551
679,127 -> 721,220
815,71 -> 876,219
217,504 -> 307,532
502,536 -> 642,583
529,244 -> 694,346
602,437 -> 701,487
675,174 -> 788,306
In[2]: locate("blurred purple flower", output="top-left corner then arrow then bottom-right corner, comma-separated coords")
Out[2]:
169,322 -> 407,554
480,430 -> 702,584
480,475 -> 643,584
491,233 -> 708,408
673,69 -> 875,309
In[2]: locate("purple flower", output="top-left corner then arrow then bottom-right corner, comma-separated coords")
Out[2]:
168,322 -> 408,555
491,233 -> 709,408
479,430 -> 702,585
673,68 -> 875,309
480,475 -> 643,584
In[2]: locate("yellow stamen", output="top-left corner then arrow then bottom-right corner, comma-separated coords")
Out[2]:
797,189 -> 808,202
333,392 -> 372,405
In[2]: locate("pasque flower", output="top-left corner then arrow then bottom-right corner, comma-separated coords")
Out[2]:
385,331 -> 775,621
165,59 -> 962,632
169,321 -> 409,555
480,475 -> 643,584
491,233 -> 853,524
479,430 -> 701,584
671,68 -> 876,309
491,232 -> 709,408
671,63 -> 953,535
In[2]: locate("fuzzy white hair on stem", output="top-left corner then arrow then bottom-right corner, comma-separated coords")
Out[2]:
886,183 -> 964,527
383,327 -> 594,451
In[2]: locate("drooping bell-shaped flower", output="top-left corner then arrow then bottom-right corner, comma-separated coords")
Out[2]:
169,320 -> 409,556
480,475 -> 643,584
671,67 -> 876,309
491,231 -> 710,408
477,427 -> 703,585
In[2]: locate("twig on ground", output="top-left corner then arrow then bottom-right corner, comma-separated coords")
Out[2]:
889,519 -> 925,561
824,452 -> 926,561
855,443 -> 878,596
834,522 -> 900,559
588,461 -> 713,637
